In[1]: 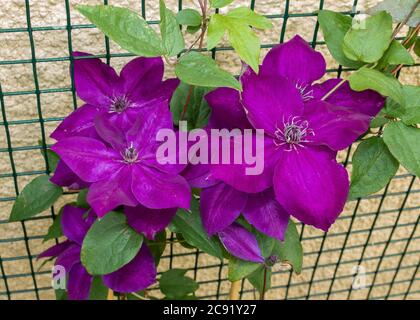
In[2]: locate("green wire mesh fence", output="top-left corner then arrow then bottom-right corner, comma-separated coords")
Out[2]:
0,0 -> 419,300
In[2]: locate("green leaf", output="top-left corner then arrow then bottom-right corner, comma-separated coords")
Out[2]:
170,82 -> 211,130
76,189 -> 89,208
81,211 -> 143,275
400,85 -> 420,125
77,5 -> 164,57
349,137 -> 399,199
317,10 -> 364,68
187,25 -> 201,34
207,9 -> 272,72
176,9 -> 202,26
9,175 -> 63,222
342,11 -> 393,63
414,39 -> 420,57
159,0 -> 185,56
272,220 -> 303,274
226,7 -> 273,29
383,121 -> 420,177
170,196 -> 224,259
377,40 -> 414,69
176,232 -> 196,249
370,109 -> 390,128
367,0 -> 420,28
175,52 -> 241,90
207,14 -> 226,50
210,0 -> 234,8
348,67 -> 405,107
55,288 -> 67,300
159,269 -> 199,299
146,230 -> 167,265
247,266 -> 271,294
88,276 -> 108,300
43,206 -> 64,241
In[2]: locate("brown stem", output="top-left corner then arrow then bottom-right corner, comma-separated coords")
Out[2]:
229,280 -> 241,300
402,24 -> 420,46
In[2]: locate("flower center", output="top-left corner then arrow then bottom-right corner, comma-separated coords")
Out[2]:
121,142 -> 139,164
295,80 -> 314,102
274,116 -> 314,151
109,95 -> 132,113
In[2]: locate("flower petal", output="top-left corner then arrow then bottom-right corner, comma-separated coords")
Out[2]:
87,166 -> 138,217
61,205 -> 90,245
200,183 -> 247,236
73,52 -> 121,107
124,204 -> 177,240
210,136 -> 280,193
51,137 -> 123,183
67,262 -> 93,300
274,147 -> 349,231
218,223 -> 264,263
55,244 -> 81,271
50,160 -> 90,190
38,240 -> 72,260
260,35 -> 326,85
182,164 -> 218,188
131,164 -> 191,210
242,72 -> 303,135
50,104 -> 99,141
102,244 -> 157,293
205,87 -> 250,129
304,100 -> 371,151
312,78 -> 385,117
243,188 -> 289,241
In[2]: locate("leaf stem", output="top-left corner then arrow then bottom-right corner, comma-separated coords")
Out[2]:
229,280 -> 241,300
260,267 -> 268,300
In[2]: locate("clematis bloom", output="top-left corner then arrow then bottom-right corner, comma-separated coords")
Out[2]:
52,103 -> 190,217
38,205 -> 156,300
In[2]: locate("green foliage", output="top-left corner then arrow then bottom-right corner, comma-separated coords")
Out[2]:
370,109 -> 390,128
247,266 -> 271,294
76,189 -> 89,208
146,230 -> 167,265
377,40 -> 414,69
317,10 -> 364,68
400,86 -> 420,125
160,0 -> 185,56
170,197 -> 224,259
383,121 -> 420,177
207,7 -> 272,72
348,67 -> 405,107
9,175 -> 63,222
81,211 -> 143,275
170,82 -> 211,130
77,5 -> 164,57
343,11 -> 393,63
368,0 -> 420,27
349,137 -> 399,199
39,142 -> 59,172
88,276 -> 109,300
210,0 -> 234,8
43,206 -> 64,241
159,269 -> 199,299
175,52 -> 242,90
272,220 -> 303,274
176,9 -> 202,27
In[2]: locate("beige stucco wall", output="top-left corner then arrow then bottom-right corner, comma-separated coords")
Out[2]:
0,0 -> 419,300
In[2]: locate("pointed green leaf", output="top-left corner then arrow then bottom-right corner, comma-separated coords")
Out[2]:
81,211 -> 143,275
160,0 -> 185,56
159,269 -> 199,299
43,206 -> 64,241
89,276 -> 109,300
348,67 -> 405,107
247,266 -> 271,294
401,85 -> 420,125
175,52 -> 241,90
170,196 -> 224,259
317,10 -> 364,68
343,11 -> 393,63
207,14 -> 226,50
349,137 -> 399,199
77,5 -> 164,57
367,0 -> 420,28
377,40 -> 414,69
210,0 -> 234,8
9,175 -> 63,222
76,189 -> 89,209
226,7 -> 273,29
146,230 -> 167,265
383,121 -> 420,177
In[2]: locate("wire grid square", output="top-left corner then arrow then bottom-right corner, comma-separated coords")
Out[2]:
0,0 -> 419,300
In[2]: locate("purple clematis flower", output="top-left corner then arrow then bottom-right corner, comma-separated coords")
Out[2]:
51,103 -> 191,217
259,35 -> 384,116
207,50 -> 380,230
182,88 -> 290,250
38,205 -> 156,300
51,52 -> 179,141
